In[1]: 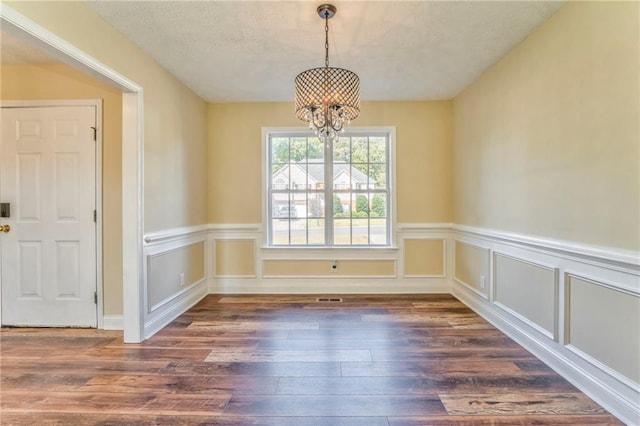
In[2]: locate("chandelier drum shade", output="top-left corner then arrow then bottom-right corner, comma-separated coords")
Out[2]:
294,4 -> 360,142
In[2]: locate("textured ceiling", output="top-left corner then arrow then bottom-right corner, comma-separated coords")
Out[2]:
8,1 -> 565,102
85,1 -> 565,102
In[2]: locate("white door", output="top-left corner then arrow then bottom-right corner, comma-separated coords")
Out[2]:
0,105 -> 97,327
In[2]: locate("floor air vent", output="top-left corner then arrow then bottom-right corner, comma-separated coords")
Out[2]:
316,297 -> 343,302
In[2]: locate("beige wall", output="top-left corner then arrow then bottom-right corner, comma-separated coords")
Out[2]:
5,1 -> 209,233
404,239 -> 445,277
214,240 -> 256,277
453,1 -> 640,251
0,63 -> 123,316
208,101 -> 452,224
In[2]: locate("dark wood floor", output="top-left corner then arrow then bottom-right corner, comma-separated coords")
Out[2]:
0,294 -> 622,425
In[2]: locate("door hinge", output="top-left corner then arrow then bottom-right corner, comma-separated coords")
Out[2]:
94,291 -> 98,304
91,126 -> 97,141
93,210 -> 97,223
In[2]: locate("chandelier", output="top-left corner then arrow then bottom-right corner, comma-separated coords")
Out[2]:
294,4 -> 360,142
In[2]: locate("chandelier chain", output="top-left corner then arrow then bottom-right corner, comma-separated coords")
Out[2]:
324,11 -> 329,68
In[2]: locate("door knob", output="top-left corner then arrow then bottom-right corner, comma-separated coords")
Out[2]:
0,225 -> 10,233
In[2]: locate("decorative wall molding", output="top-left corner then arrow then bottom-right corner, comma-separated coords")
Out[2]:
142,225 -> 209,339
453,224 -> 639,270
144,224 -> 210,245
453,284 -> 639,426
144,279 -> 208,340
208,277 -> 451,295
451,226 -> 640,425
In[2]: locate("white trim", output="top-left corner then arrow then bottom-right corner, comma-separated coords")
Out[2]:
121,92 -> 144,343
0,4 -> 146,343
0,99 -> 103,329
208,223 -> 262,231
565,271 -> 640,298
261,126 -> 397,248
144,279 -> 207,340
564,344 -> 640,393
209,277 -> 450,295
148,277 -> 207,313
397,223 -> 453,232
453,224 -> 640,269
493,301 -> 555,341
102,315 -> 123,330
0,4 -> 140,93
144,224 -> 210,244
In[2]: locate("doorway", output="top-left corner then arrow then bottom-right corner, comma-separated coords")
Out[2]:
1,4 -> 145,341
0,101 -> 101,327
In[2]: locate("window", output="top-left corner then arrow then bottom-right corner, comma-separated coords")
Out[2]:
267,130 -> 392,246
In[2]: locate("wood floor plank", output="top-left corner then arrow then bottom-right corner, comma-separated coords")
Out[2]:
81,374 -> 278,395
224,394 -> 447,416
388,415 -> 624,425
160,361 -> 342,377
0,294 -> 623,424
439,393 -> 607,415
340,360 -> 524,376
204,349 -> 372,363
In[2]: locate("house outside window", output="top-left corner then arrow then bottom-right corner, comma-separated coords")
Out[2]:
266,129 -> 393,247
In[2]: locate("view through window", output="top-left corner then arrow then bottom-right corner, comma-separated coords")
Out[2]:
268,131 -> 391,246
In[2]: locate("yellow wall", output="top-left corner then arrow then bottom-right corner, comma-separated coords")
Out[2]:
208,101 -> 453,224
453,1 -> 640,251
404,239 -> 445,276
5,0 -> 209,233
0,63 -> 123,316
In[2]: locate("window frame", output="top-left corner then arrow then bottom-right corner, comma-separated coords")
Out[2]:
262,127 -> 396,248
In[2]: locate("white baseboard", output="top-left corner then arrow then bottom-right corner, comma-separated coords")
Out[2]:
208,278 -> 451,294
143,279 -> 208,339
102,315 -> 123,330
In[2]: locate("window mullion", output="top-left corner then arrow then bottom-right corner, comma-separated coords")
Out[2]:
325,138 -> 334,245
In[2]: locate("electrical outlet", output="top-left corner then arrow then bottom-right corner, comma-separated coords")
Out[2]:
479,275 -> 486,289
179,272 -> 185,286
331,260 -> 338,272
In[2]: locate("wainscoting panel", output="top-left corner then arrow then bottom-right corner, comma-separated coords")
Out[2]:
494,253 -> 558,340
147,241 -> 205,312
451,224 -> 640,425
142,225 -> 208,339
403,238 -> 445,277
214,239 -> 256,278
263,259 -> 396,278
208,223 -> 451,294
454,240 -> 490,299
565,274 -> 640,386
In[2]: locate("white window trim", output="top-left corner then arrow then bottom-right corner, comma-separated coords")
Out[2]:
262,126 -> 397,248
